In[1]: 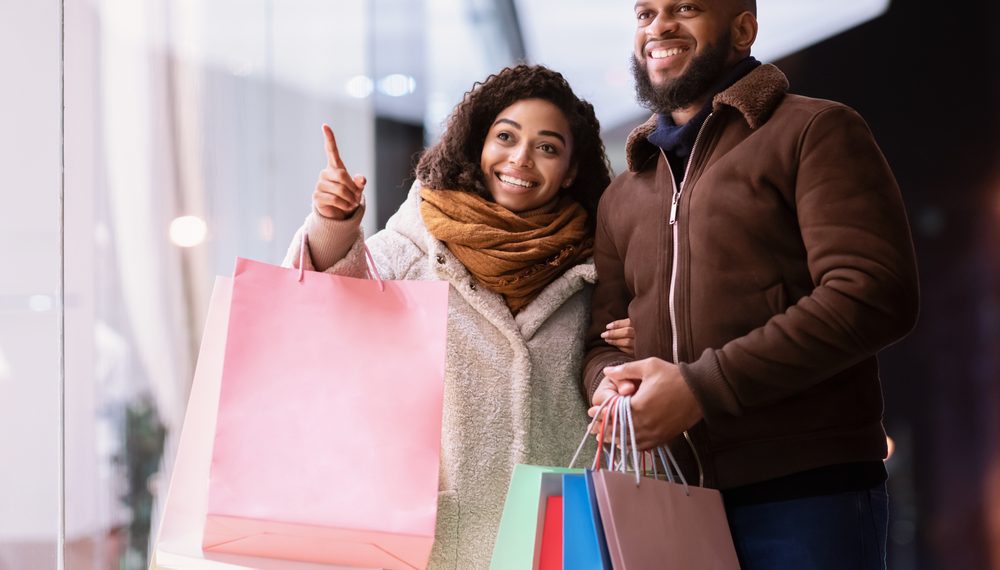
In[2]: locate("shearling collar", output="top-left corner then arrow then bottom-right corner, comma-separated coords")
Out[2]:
625,63 -> 790,172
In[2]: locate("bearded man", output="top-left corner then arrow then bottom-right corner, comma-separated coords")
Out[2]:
583,1 -> 919,567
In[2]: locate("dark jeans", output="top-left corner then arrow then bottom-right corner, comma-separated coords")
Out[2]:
725,483 -> 889,570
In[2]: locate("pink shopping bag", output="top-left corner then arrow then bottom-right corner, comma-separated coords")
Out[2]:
152,277 -> 345,569
203,255 -> 449,569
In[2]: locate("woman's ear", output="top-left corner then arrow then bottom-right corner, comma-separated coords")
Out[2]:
562,165 -> 579,189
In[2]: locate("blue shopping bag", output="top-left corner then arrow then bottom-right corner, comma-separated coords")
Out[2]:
562,472 -> 612,570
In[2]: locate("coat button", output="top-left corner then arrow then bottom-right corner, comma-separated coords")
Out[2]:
469,281 -> 477,291
436,254 -> 445,264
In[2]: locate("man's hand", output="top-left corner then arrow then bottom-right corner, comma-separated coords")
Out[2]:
594,358 -> 704,450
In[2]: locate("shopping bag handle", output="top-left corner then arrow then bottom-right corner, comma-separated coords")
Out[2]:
568,395 -> 617,471
568,395 -> 690,494
298,231 -> 385,292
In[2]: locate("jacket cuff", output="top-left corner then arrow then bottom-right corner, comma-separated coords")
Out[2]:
304,201 -> 365,272
585,357 -> 632,404
679,348 -> 743,420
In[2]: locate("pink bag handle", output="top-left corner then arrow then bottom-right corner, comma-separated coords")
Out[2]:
568,395 -> 619,471
298,231 -> 385,292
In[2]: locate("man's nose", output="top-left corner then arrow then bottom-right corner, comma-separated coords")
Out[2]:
646,12 -> 679,38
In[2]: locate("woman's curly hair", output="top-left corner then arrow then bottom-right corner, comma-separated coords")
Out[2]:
415,64 -> 612,225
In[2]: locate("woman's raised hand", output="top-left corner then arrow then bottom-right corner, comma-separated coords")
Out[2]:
602,318 -> 635,356
313,124 -> 367,220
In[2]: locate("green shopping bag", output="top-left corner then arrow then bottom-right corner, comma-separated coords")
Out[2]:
489,464 -> 583,569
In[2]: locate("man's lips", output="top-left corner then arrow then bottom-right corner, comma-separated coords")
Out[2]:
649,46 -> 690,59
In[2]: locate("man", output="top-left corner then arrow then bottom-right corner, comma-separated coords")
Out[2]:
583,0 -> 919,567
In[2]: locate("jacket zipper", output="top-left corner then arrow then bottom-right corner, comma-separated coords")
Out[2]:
663,112 -> 713,487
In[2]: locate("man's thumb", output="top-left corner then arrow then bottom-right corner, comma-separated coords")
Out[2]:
603,360 -> 640,380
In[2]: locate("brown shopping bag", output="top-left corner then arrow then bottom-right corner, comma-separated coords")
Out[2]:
589,396 -> 740,570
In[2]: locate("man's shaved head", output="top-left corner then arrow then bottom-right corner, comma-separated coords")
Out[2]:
727,0 -> 756,16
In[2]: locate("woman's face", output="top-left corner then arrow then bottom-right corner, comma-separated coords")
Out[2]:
479,98 -> 575,213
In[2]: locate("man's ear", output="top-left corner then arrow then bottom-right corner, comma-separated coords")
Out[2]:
732,11 -> 758,54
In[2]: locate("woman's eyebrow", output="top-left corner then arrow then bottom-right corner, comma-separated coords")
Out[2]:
493,118 -> 566,144
539,130 -> 566,144
493,118 -> 521,130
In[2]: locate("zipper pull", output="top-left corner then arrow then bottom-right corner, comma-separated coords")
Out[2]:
669,193 -> 680,225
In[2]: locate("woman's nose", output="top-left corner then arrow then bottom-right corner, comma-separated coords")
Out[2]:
508,144 -> 533,167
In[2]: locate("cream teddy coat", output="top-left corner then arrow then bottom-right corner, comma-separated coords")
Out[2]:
283,182 -> 595,569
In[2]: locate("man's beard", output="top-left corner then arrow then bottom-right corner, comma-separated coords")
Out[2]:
632,31 -> 732,114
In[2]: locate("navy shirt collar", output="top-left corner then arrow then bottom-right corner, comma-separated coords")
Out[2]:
647,56 -> 761,159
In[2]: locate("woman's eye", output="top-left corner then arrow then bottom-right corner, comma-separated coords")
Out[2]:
539,143 -> 557,154
497,132 -> 512,142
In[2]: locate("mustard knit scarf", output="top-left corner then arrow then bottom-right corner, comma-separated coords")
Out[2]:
419,188 -> 593,314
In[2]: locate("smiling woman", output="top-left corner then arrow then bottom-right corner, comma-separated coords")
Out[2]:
283,64 -> 632,568
479,98 -> 576,213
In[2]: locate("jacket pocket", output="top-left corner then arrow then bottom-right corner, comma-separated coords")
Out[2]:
428,490 -> 459,569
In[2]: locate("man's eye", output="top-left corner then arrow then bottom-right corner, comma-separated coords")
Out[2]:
636,10 -> 652,21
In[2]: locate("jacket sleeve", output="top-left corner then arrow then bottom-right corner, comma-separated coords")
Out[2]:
680,105 -> 919,418
282,202 -> 368,278
582,192 -> 635,402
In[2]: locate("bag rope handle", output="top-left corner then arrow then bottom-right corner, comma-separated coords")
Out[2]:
297,230 -> 384,292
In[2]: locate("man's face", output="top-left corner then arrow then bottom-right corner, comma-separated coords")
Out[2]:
632,0 -> 737,112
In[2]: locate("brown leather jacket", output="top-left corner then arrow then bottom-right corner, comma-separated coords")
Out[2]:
583,64 -> 919,489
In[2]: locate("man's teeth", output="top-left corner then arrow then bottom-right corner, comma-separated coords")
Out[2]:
498,174 -> 538,188
651,47 -> 687,59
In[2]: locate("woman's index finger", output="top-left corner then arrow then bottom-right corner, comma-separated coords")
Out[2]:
323,124 -> 345,169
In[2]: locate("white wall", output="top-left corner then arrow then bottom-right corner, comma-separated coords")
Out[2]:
0,0 -> 62,567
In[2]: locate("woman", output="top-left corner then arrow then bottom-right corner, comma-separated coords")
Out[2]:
284,64 -> 631,568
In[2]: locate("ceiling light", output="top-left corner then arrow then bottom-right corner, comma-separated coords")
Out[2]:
346,75 -> 374,99
0,346 -> 10,382
169,215 -> 208,248
378,74 -> 417,97
28,295 -> 53,312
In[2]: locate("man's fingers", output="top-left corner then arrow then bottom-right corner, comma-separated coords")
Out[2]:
614,379 -> 637,396
602,358 -> 648,381
322,124 -> 345,169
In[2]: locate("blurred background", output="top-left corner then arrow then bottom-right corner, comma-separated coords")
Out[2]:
1,0 -> 997,568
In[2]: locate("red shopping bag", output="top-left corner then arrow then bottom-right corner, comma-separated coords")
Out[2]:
202,252 -> 449,569
538,495 -> 563,570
